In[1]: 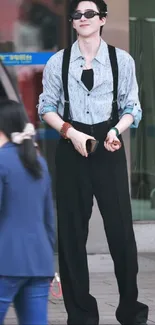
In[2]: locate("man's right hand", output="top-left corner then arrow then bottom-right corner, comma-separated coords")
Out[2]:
66,128 -> 95,157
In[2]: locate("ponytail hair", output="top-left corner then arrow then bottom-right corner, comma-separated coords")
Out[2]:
18,138 -> 42,179
0,99 -> 42,179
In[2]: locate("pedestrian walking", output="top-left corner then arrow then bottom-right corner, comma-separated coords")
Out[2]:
0,99 -> 55,325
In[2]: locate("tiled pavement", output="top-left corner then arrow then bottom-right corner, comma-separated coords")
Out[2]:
5,254 -> 155,325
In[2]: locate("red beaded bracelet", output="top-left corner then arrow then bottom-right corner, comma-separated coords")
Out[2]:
60,122 -> 73,139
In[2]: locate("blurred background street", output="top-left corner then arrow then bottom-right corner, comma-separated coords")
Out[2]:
1,0 -> 155,324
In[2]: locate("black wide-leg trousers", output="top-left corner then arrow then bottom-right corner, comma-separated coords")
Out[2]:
55,121 -> 148,325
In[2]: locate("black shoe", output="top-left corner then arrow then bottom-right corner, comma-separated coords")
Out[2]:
134,323 -> 148,325
120,319 -> 148,324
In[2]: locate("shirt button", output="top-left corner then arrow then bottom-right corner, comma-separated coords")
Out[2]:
87,93 -> 90,96
87,111 -> 89,114
80,65 -> 83,68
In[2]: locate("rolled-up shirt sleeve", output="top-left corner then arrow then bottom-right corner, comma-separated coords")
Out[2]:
118,55 -> 142,128
38,52 -> 62,121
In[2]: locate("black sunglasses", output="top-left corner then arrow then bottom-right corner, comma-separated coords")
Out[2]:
71,10 -> 100,20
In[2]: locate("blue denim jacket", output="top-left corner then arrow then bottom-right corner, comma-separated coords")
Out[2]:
0,143 -> 55,277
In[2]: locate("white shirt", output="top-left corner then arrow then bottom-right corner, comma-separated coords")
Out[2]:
38,39 -> 141,127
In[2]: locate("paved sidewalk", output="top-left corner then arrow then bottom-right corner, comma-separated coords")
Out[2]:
5,254 -> 155,325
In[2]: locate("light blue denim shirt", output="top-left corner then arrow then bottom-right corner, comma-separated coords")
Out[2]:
38,39 -> 142,128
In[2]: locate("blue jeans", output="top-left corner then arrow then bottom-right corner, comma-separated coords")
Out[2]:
0,276 -> 50,325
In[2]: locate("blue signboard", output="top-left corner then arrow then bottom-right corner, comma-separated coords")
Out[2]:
0,52 -> 55,66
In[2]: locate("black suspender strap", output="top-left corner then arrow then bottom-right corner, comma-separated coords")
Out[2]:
108,44 -> 119,125
62,47 -> 71,122
62,44 -> 119,124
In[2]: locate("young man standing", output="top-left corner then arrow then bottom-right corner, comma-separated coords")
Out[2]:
38,1 -> 148,324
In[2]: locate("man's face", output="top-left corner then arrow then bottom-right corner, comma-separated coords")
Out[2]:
72,1 -> 106,38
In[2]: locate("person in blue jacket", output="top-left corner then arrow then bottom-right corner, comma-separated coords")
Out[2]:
0,99 -> 55,325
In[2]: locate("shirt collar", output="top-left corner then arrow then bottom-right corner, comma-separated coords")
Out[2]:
0,142 -> 15,149
95,39 -> 107,65
70,40 -> 83,62
70,38 -> 107,65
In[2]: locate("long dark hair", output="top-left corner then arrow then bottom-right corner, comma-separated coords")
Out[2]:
0,99 -> 42,179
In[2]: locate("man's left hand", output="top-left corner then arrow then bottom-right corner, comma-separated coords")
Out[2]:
104,129 -> 121,152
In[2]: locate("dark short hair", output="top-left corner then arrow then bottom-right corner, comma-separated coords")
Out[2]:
69,0 -> 107,35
